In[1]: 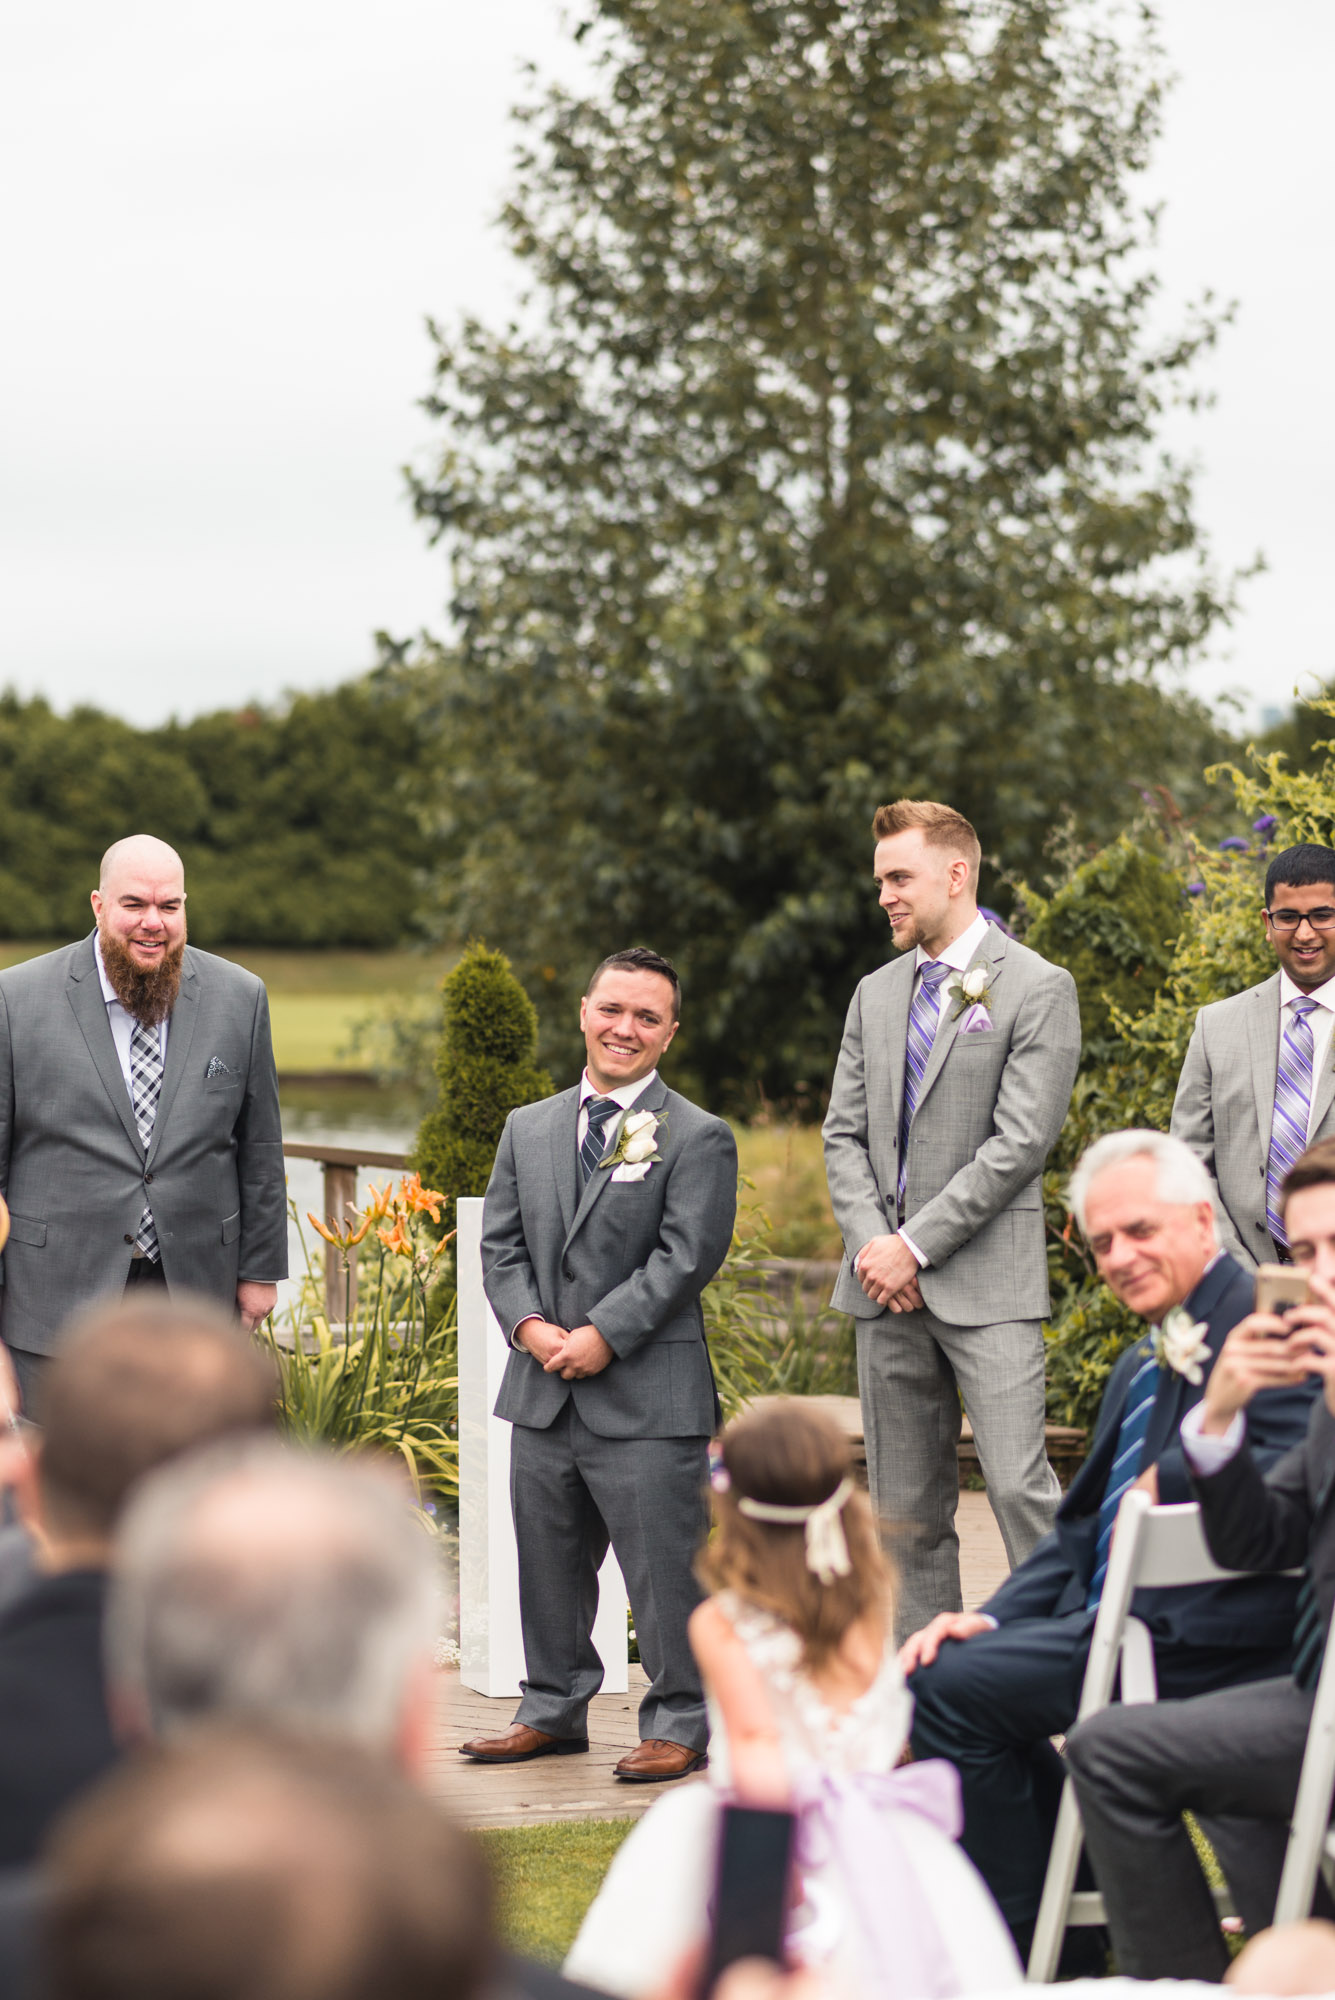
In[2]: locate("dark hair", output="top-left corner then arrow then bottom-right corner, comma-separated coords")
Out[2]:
698,1398 -> 890,1667
585,947 -> 681,1020
43,1731 -> 494,2000
38,1294 -> 278,1539
1280,1138 -> 1335,1219
1265,845 -> 1335,906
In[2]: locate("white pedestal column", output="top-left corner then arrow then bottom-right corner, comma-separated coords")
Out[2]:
456,1195 -> 629,1698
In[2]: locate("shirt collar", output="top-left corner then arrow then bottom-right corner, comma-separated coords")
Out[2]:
1279,968 -> 1335,1014
916,910 -> 992,975
579,1068 -> 658,1111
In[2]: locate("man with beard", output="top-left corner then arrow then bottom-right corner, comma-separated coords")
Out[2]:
0,836 -> 286,1406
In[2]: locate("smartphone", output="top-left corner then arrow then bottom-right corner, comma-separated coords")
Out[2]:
700,1805 -> 796,1997
1255,1264 -> 1311,1329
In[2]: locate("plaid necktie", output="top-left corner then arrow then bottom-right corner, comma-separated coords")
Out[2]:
897,960 -> 952,1206
1087,1351 -> 1160,1609
1268,997 -> 1317,1250
130,1018 -> 163,1261
579,1097 -> 620,1184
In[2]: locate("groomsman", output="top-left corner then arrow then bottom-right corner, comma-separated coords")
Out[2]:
466,948 -> 737,1781
823,798 -> 1081,1636
1173,842 -> 1335,1267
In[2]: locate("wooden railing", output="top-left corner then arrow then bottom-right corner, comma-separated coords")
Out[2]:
282,1142 -> 407,1323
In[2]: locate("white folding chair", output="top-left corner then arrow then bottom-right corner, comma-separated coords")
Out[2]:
1027,1492 -> 1243,1982
1274,1600 -> 1335,1923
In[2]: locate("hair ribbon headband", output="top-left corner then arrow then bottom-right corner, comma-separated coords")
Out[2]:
736,1476 -> 855,1585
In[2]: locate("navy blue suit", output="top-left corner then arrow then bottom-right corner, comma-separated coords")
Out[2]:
908,1254 -> 1318,1931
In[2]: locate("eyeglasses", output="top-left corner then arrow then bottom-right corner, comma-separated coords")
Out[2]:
1266,908 -> 1335,934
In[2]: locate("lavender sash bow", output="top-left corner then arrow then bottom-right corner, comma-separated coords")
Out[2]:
789,1759 -> 964,1998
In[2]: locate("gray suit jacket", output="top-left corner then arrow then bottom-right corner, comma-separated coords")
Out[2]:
1171,974 -> 1335,1269
823,924 -> 1080,1325
0,936 -> 287,1354
482,1077 -> 737,1439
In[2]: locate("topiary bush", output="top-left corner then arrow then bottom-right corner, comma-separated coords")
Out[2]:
410,941 -> 554,1243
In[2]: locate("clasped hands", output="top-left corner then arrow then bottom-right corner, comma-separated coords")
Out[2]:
517,1317 -> 614,1380
855,1232 -> 924,1313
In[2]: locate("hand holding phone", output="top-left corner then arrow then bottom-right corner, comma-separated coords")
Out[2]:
1255,1264 -> 1312,1331
700,1806 -> 796,2000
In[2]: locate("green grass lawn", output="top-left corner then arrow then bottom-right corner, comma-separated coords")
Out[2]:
733,1123 -> 840,1260
478,1819 -> 634,1964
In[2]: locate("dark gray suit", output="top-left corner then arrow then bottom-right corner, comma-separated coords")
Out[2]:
0,936 -> 287,1358
1067,1395 -> 1335,1979
482,1076 -> 737,1748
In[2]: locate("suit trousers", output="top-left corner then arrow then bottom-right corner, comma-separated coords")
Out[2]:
908,1609 -> 1292,1931
509,1400 -> 710,1750
856,1303 -> 1060,1638
1066,1676 -> 1335,1979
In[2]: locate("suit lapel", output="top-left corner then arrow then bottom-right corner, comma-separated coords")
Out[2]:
65,937 -> 142,1155
882,957 -> 915,1134
563,1074 -> 669,1253
914,926 -> 1009,1120
1313,1007 -> 1335,1136
1248,976 -> 1282,1158
548,1090 -> 581,1236
145,953 -> 200,1169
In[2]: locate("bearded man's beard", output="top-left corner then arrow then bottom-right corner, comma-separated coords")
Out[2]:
98,924 -> 186,1026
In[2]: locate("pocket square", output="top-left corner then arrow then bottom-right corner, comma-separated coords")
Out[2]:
611,1162 -> 653,1183
205,1055 -> 235,1079
959,1004 -> 993,1034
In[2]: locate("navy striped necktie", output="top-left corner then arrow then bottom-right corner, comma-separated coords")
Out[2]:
580,1097 -> 620,1184
1087,1351 -> 1160,1610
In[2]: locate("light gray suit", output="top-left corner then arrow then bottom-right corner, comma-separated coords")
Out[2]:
0,936 -> 287,1357
1171,973 -> 1335,1269
482,1075 -> 737,1748
823,922 -> 1081,1635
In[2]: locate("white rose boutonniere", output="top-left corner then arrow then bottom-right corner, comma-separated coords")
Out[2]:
602,1108 -> 668,1182
946,963 -> 994,1031
1151,1307 -> 1212,1386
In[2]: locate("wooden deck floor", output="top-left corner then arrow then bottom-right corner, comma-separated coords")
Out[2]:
427,1489 -> 1010,1829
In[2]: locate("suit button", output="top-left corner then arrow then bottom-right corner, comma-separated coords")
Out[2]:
563,1263 -> 574,1280
124,1234 -> 134,1244
144,1172 -> 154,1185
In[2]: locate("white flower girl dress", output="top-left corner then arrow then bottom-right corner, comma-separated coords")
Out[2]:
564,1592 -> 1021,2000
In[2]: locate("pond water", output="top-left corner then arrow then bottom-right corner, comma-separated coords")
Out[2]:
277,1081 -> 424,1321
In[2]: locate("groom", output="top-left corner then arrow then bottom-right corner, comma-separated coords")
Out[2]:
465,947 -> 737,1781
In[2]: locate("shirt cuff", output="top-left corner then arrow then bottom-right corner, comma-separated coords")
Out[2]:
1180,1402 -> 1246,1474
976,1613 -> 998,1631
899,1231 -> 929,1270
511,1314 -> 544,1352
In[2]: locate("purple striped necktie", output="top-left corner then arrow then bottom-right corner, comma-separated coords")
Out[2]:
898,960 -> 952,1206
1267,996 -> 1318,1249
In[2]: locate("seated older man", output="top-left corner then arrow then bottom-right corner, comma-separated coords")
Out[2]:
901,1130 -> 1319,1963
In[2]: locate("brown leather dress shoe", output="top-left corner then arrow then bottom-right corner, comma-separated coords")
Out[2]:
459,1723 -> 589,1763
614,1738 -> 709,1783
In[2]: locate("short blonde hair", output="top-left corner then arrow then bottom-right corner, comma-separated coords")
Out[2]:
871,800 -> 981,888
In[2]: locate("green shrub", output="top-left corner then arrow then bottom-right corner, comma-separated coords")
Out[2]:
409,942 -> 554,1240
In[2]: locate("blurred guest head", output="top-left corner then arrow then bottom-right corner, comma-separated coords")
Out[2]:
106,1440 -> 439,1773
43,1730 -> 493,2000
20,1295 -> 277,1566
1225,1919 -> 1335,1994
1068,1129 -> 1217,1323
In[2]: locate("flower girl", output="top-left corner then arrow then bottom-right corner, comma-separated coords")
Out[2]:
564,1399 -> 1020,2000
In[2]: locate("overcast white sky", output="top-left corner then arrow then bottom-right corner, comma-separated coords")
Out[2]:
0,1 -> 1326,729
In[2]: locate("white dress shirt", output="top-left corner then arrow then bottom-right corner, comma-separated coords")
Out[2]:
1279,969 -> 1335,1138
895,911 -> 994,1270
94,935 -> 168,1103
510,1069 -> 661,1347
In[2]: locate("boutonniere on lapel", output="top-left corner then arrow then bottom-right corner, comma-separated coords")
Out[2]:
1151,1307 -> 1211,1385
946,964 -> 994,1034
601,1108 -> 667,1183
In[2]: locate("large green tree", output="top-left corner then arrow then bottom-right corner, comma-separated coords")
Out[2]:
407,0 -> 1235,1104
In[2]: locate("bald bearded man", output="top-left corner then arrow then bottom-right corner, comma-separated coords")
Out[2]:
0,836 -> 286,1405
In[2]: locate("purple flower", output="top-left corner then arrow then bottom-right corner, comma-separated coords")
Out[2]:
1253,814 -> 1278,841
1186,882 -> 1205,897
1218,837 -> 1249,853
978,905 -> 1014,937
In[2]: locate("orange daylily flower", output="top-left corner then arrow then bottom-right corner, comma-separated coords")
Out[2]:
347,1214 -> 373,1248
378,1218 -> 413,1259
431,1229 -> 458,1260
361,1181 -> 394,1224
307,1212 -> 343,1247
400,1173 -> 445,1224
